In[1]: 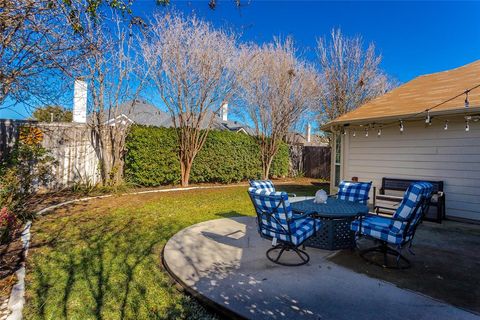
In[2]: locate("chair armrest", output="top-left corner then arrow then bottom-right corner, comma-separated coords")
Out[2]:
287,193 -> 297,197
291,212 -> 316,220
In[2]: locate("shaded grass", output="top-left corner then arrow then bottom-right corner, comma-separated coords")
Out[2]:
24,182 -> 322,320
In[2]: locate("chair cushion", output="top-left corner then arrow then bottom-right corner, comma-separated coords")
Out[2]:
262,216 -> 321,246
351,215 -> 412,245
352,182 -> 433,245
391,182 -> 433,233
337,181 -> 372,204
249,180 -> 275,192
249,188 -> 291,233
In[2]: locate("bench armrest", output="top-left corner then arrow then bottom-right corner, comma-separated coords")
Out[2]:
376,195 -> 403,201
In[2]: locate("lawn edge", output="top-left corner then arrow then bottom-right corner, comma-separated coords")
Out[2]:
5,182 -> 263,319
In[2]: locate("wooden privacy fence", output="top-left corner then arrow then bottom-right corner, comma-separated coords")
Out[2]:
0,120 -> 100,188
289,145 -> 331,180
303,146 -> 331,179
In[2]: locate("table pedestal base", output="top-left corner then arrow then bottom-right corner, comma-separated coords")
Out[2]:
306,217 -> 356,250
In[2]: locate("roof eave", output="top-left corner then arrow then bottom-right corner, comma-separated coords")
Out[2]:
321,105 -> 480,132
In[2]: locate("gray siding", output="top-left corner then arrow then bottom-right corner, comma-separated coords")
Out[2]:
342,116 -> 480,221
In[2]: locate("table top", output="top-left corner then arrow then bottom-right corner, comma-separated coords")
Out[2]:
290,197 -> 369,218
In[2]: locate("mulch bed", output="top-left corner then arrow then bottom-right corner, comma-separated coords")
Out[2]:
0,233 -> 22,301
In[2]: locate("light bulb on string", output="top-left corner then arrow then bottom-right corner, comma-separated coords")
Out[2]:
465,90 -> 470,108
425,110 -> 432,125
465,117 -> 470,132
399,120 -> 404,133
444,120 -> 448,131
365,127 -> 369,137
377,127 -> 382,136
353,129 -> 356,137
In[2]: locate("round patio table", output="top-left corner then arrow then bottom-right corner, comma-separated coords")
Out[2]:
290,197 -> 369,250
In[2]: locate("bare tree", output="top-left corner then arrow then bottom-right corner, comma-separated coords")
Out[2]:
0,0 -> 83,109
237,38 -> 321,179
142,13 -> 239,187
316,29 -> 394,125
83,15 -> 147,186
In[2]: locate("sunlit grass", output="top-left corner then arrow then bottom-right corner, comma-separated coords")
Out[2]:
24,182 -> 321,320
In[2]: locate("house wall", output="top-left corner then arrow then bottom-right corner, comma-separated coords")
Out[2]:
335,115 -> 480,221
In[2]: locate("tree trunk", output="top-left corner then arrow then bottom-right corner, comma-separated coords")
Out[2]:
262,155 -> 274,180
180,159 -> 193,187
95,126 -> 126,187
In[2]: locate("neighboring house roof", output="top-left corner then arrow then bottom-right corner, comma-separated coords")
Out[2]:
324,59 -> 480,130
109,100 -> 171,127
285,132 -> 329,146
102,100 -> 254,134
212,119 -> 255,135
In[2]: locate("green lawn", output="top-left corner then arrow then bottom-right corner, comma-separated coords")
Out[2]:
25,181 -> 322,320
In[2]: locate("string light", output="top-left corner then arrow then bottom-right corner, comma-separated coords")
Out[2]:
343,129 -> 347,135
339,84 -> 480,137
425,110 -> 432,125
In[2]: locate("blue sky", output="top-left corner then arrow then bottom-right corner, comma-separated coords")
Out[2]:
2,0 -> 480,119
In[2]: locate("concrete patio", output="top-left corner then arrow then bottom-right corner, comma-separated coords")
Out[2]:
163,216 -> 479,320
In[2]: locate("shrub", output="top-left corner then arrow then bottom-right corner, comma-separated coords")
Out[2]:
0,207 -> 19,244
124,126 -> 180,186
0,126 -> 55,219
124,126 -> 290,186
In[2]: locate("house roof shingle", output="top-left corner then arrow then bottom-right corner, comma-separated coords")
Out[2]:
106,100 -> 254,134
323,59 -> 480,130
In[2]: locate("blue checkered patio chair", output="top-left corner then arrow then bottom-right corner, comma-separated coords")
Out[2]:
249,180 -> 276,192
337,180 -> 372,204
351,181 -> 433,269
248,187 -> 321,266
249,180 -> 296,197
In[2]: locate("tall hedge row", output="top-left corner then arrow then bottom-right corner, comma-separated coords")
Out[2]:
124,126 -> 289,186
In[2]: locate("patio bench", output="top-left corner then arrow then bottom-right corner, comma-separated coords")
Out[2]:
374,177 -> 445,223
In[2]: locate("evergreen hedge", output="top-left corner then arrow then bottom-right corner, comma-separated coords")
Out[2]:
124,126 -> 289,186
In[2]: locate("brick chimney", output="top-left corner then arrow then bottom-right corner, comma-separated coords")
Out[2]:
73,78 -> 87,123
